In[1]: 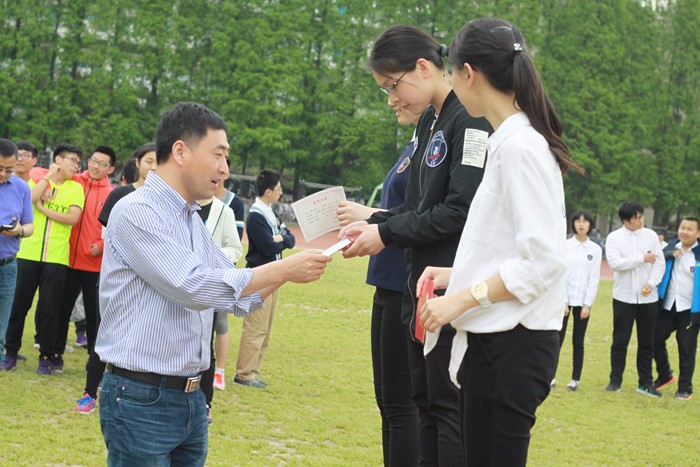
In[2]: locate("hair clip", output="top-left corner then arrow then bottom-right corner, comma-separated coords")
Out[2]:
513,43 -> 523,52
439,44 -> 449,57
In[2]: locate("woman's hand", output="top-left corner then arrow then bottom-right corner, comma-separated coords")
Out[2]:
341,223 -> 384,258
336,201 -> 377,226
420,293 -> 469,333
416,267 -> 453,295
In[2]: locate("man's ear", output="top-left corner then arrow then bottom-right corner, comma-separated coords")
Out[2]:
171,140 -> 188,166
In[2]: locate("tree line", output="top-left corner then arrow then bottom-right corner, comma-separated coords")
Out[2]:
1,0 -> 697,226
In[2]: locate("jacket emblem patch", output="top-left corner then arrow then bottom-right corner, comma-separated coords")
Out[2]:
425,131 -> 448,168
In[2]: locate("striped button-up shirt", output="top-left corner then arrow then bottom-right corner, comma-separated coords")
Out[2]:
96,173 -> 262,376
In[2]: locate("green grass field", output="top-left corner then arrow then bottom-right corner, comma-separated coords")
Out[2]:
1,252 -> 698,466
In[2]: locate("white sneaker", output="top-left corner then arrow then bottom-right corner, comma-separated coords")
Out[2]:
213,371 -> 226,390
567,380 -> 579,391
550,378 -> 556,389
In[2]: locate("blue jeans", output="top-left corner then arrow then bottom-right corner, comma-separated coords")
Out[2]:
0,260 -> 18,351
99,371 -> 208,466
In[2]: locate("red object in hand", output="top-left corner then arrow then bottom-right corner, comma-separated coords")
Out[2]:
415,279 -> 435,343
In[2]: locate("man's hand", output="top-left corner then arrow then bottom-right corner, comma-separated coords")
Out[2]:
564,304 -> 570,317
642,283 -> 653,296
643,252 -> 656,263
281,250 -> 331,283
91,243 -> 102,257
341,224 -> 384,258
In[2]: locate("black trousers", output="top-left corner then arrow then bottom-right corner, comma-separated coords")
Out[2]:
372,288 -> 418,467
5,259 -> 67,359
460,325 -> 559,467
610,299 -> 658,387
56,268 -> 99,357
407,325 -> 463,467
654,305 -> 699,394
558,306 -> 590,381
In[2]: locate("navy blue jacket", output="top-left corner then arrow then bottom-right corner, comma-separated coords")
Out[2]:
245,208 -> 294,268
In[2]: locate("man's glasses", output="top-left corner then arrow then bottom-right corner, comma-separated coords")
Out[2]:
0,167 -> 15,174
380,70 -> 409,95
88,157 -> 110,169
64,156 -> 81,168
18,152 -> 35,160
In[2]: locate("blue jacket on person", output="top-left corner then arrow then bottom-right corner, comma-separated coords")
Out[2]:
657,239 -> 700,324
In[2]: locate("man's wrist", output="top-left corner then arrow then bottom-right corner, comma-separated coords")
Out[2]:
17,226 -> 24,238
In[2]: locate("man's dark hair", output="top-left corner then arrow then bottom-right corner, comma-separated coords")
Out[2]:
682,216 -> 700,231
93,145 -> 117,166
570,209 -> 595,234
121,158 -> 139,184
155,102 -> 228,164
0,138 -> 18,158
16,140 -> 38,158
618,200 -> 644,222
53,143 -> 83,161
256,169 -> 281,197
132,142 -> 156,161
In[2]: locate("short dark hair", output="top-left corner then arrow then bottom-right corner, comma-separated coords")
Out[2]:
570,209 -> 595,234
256,169 -> 281,197
0,138 -> 18,158
16,140 -> 38,158
93,145 -> 116,166
682,216 -> 700,231
155,102 -> 228,164
618,200 -> 644,222
132,142 -> 156,161
53,143 -> 83,161
121,158 -> 139,184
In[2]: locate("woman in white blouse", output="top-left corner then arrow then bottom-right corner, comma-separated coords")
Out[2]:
417,18 -> 582,466
559,210 -> 602,392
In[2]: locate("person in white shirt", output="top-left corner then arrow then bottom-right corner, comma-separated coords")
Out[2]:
558,210 -> 602,392
654,217 -> 700,400
604,200 -> 665,396
417,18 -> 581,466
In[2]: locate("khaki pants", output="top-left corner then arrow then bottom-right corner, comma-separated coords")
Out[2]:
236,289 -> 277,380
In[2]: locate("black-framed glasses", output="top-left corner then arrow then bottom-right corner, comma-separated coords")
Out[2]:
17,152 -> 35,160
88,157 -> 110,169
64,156 -> 81,168
380,70 -> 409,95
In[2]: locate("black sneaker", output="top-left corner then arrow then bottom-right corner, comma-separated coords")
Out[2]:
605,383 -> 621,392
233,375 -> 267,389
51,356 -> 64,374
675,391 -> 692,401
653,375 -> 677,390
637,385 -> 662,397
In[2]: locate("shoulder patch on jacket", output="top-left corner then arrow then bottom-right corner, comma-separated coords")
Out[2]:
425,131 -> 447,168
462,129 -> 488,168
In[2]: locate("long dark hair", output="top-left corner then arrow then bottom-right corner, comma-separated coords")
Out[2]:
370,25 -> 447,75
449,18 -> 581,173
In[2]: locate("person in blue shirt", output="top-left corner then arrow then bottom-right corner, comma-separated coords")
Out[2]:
0,138 -> 34,364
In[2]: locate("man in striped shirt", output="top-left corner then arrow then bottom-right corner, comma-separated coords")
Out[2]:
96,102 -> 330,466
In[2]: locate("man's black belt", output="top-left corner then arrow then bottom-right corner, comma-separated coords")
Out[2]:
0,255 -> 16,266
106,363 -> 201,393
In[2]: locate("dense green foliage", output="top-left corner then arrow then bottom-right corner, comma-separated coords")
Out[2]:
1,0 -> 698,222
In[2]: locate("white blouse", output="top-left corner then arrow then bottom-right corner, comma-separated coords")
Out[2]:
565,237 -> 602,307
424,112 -> 567,385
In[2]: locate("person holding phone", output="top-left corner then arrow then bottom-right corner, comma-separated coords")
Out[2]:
0,139 -> 34,362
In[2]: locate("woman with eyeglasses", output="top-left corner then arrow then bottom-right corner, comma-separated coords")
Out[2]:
418,18 -> 582,466
341,25 -> 492,465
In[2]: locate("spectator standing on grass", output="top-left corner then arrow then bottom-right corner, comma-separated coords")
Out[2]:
556,210 -> 602,391
336,110 -> 421,466
211,155 -> 244,391
1,144 -> 84,374
604,200 -> 665,396
0,139 -> 34,360
14,140 -> 38,184
235,169 -> 295,389
95,102 -> 329,465
197,192 -> 244,422
654,216 -> 700,400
